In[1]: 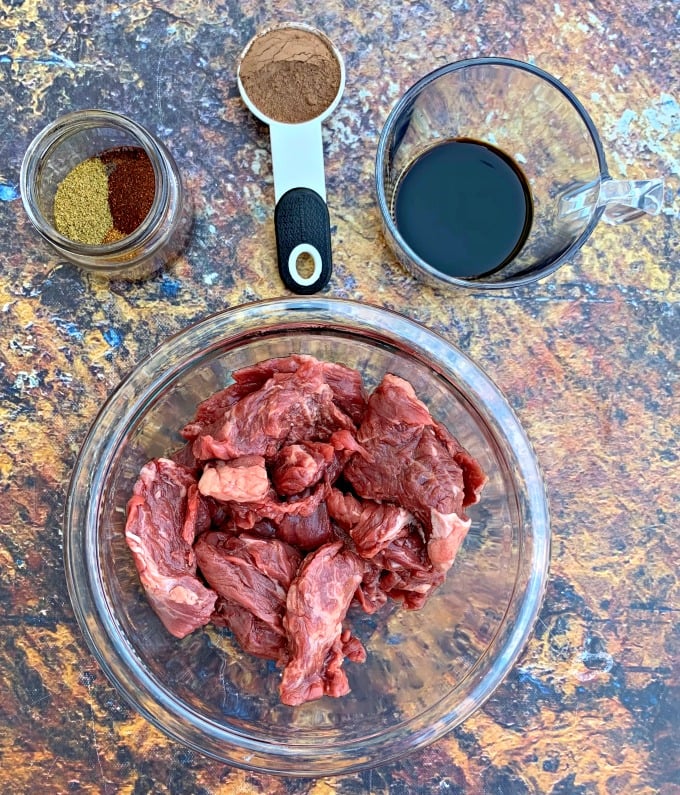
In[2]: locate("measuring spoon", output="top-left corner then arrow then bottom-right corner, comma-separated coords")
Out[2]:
237,23 -> 345,294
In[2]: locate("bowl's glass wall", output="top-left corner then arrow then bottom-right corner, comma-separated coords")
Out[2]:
67,300 -> 549,775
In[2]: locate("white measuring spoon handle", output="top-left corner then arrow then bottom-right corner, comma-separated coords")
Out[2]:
269,120 -> 327,202
269,120 -> 332,293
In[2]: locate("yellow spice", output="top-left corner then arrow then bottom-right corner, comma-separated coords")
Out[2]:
53,156 -> 113,245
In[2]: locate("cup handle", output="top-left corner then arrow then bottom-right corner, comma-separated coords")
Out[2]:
598,178 -> 665,225
558,178 -> 665,225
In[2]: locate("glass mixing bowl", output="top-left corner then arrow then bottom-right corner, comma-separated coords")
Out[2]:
64,298 -> 550,776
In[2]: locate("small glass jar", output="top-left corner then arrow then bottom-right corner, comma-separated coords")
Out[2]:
21,109 -> 191,280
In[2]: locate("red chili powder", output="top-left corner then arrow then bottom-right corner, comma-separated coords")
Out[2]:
100,146 -> 156,235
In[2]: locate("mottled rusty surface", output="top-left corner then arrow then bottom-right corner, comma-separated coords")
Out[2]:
0,0 -> 678,793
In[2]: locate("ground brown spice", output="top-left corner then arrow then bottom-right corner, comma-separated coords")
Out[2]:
239,27 -> 341,124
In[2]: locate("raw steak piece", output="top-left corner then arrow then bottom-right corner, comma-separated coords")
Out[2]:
194,532 -> 301,638
187,357 -> 355,461
350,521 -> 445,612
270,433 -> 365,497
198,456 -> 269,503
345,374 -> 484,573
271,442 -> 335,496
377,526 -> 445,610
327,488 -> 412,558
181,381 -> 261,441
125,458 -> 217,638
190,357 -> 357,462
318,360 -> 367,425
280,542 -> 365,706
218,533 -> 302,588
211,599 -> 286,661
430,420 -> 487,509
231,355 -> 367,424
275,501 -> 335,551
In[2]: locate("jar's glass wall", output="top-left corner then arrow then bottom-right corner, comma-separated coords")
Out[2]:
20,110 -> 191,279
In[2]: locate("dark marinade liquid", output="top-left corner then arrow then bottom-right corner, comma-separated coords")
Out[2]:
393,138 -> 533,279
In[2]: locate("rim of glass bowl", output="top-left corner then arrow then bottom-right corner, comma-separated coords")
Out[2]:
64,297 -> 550,776
375,57 -> 608,289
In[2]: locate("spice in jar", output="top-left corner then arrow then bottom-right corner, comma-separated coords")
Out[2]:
239,27 -> 342,124
53,146 -> 155,244
52,157 -> 113,245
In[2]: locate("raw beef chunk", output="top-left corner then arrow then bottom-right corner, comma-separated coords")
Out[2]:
124,458 -> 217,638
317,360 -> 367,424
344,374 -> 486,573
280,542 -> 366,706
430,420 -> 487,509
326,488 -> 412,558
230,355 -> 367,425
189,357 -> 356,462
349,522 -> 445,612
181,380 -> 261,441
271,442 -> 335,496
377,526 -> 446,610
211,600 -> 286,661
194,531 -> 301,640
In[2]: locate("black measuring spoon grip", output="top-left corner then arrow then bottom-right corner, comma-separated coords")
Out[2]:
274,187 -> 333,294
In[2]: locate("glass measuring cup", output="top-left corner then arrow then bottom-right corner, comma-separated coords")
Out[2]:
237,23 -> 345,294
376,57 -> 664,289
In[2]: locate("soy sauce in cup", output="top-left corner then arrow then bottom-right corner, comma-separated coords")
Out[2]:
392,137 -> 533,279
